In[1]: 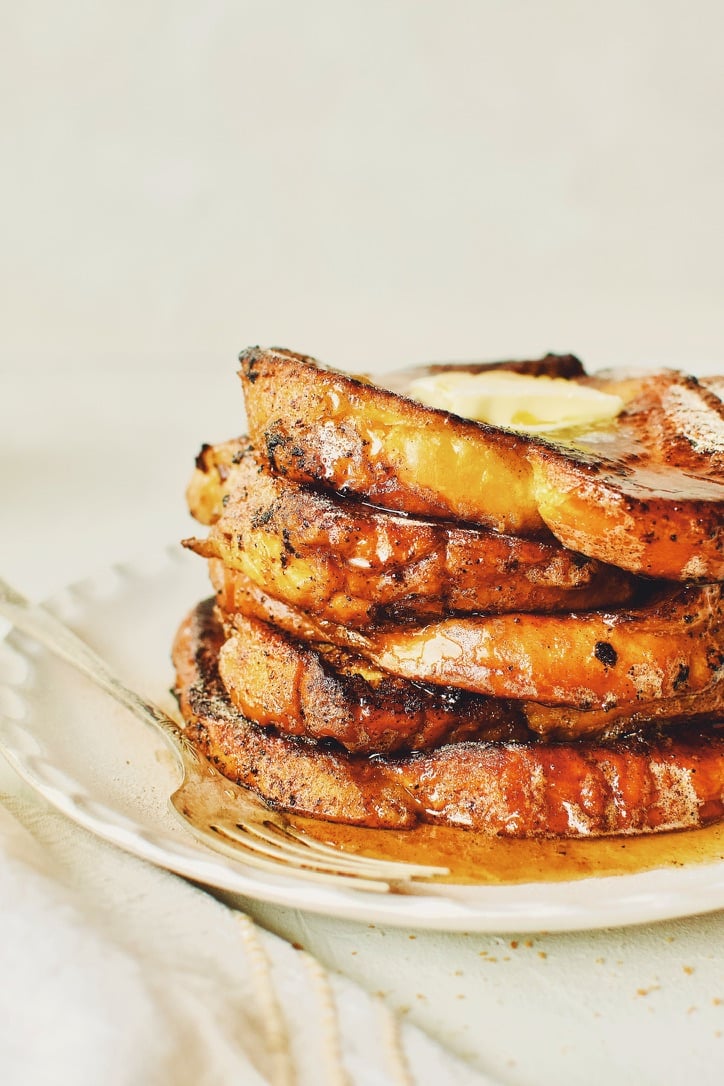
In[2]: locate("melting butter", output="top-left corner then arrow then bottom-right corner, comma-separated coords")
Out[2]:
408,371 -> 624,433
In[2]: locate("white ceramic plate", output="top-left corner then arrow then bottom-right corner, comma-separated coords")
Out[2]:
1,546 -> 723,933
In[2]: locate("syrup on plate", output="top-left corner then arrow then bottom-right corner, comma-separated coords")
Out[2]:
297,817 -> 724,886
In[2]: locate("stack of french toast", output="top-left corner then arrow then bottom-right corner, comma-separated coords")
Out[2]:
172,347 -> 724,839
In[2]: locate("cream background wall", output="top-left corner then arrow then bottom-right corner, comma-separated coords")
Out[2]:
3,0 -> 723,379
2,1 -> 723,594
2,15 -> 724,1083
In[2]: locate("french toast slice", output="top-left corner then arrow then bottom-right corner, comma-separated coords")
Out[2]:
210,560 -> 724,710
238,347 -> 724,580
219,608 -> 724,747
528,368 -> 724,581
185,441 -> 636,626
524,683 -> 724,741
219,612 -> 531,753
173,600 -> 724,837
239,347 -> 556,535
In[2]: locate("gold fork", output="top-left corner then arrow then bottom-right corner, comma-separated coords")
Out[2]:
0,577 -> 448,892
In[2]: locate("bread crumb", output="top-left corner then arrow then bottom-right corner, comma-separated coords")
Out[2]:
636,985 -> 661,997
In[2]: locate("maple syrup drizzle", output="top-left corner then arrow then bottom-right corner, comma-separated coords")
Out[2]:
294,817 -> 724,886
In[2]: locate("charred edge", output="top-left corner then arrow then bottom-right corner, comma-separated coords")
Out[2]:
673,664 -> 690,691
594,641 -> 618,668
231,441 -> 254,465
238,346 -> 263,382
194,443 -> 213,471
264,428 -> 289,468
250,501 -> 280,529
281,527 -> 300,559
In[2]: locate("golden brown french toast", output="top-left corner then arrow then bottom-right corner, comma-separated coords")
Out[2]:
238,347 -> 724,581
219,612 -> 531,753
185,441 -> 636,625
210,560 -> 724,710
524,683 -> 724,741
219,607 -> 724,747
173,600 -> 724,837
239,347 -> 553,534
528,368 -> 724,581
174,347 -> 724,844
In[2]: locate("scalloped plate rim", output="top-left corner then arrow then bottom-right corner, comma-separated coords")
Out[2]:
0,544 -> 723,933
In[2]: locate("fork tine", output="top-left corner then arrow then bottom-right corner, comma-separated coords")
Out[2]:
246,818 -> 450,879
227,786 -> 449,878
214,817 -> 423,882
0,574 -> 450,889
181,771 -> 450,883
200,822 -> 392,892
280,825 -> 449,877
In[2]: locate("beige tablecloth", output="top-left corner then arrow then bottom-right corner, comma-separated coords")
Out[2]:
0,756 -> 491,1086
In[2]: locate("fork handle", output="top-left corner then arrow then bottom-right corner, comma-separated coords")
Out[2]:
0,576 -> 186,757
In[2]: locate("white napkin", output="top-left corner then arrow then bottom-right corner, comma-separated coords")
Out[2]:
0,778 -> 494,1086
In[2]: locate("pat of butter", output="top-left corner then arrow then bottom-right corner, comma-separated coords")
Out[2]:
408,371 -> 624,433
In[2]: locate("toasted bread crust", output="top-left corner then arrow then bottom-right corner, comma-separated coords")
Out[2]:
219,608 -> 724,747
211,560 -> 724,710
173,600 -> 724,837
238,348 -> 724,580
529,369 -> 724,580
172,600 -> 418,827
240,347 -> 544,534
524,685 -> 724,741
219,612 -> 531,753
186,441 -> 636,625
